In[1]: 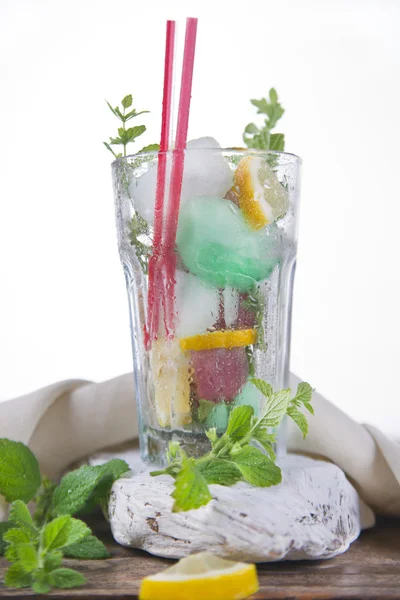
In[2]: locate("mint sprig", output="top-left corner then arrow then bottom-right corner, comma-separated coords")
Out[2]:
241,289 -> 266,350
0,440 -> 129,593
103,94 -> 159,159
243,88 -> 285,151
3,508 -> 89,592
128,212 -> 152,274
151,380 -> 314,512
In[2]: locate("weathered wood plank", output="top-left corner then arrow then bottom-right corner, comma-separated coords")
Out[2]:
0,518 -> 399,599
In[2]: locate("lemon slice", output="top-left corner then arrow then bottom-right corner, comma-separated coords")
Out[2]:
234,155 -> 289,229
180,328 -> 257,352
139,551 -> 259,600
151,339 -> 191,428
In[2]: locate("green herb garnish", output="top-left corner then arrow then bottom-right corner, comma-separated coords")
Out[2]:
103,94 -> 159,159
0,440 -> 129,593
128,212 -> 152,274
243,88 -> 285,151
151,380 -> 313,512
241,288 -> 266,351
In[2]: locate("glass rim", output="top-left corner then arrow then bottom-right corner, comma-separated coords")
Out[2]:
112,147 -> 302,166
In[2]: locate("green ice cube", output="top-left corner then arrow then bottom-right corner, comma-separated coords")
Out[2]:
232,381 -> 262,417
205,402 -> 230,433
176,196 -> 280,291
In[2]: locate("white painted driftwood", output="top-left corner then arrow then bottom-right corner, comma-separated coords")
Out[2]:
107,454 -> 374,562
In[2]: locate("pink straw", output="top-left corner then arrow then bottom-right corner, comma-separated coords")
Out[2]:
163,17 -> 198,335
145,20 -> 176,349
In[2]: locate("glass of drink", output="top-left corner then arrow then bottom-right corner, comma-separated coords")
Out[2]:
112,140 -> 301,464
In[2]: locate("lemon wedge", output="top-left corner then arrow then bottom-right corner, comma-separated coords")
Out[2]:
234,155 -> 289,229
139,551 -> 259,600
151,339 -> 191,428
180,328 -> 257,352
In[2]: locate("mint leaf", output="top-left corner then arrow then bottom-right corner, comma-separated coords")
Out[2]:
249,378 -> 273,399
196,459 -> 242,486
244,89 -> 285,151
32,579 -> 51,594
33,477 -> 56,527
106,101 -> 123,121
256,388 -> 291,427
121,94 -> 133,109
43,550 -> 63,571
293,382 -> 313,406
116,127 -> 141,146
3,528 -> 30,546
9,500 -> 34,528
0,522 -> 13,555
171,454 -> 212,512
269,133 -> 285,151
252,429 -> 276,460
244,123 -> 259,134
42,516 -> 90,551
103,141 -> 118,158
128,212 -> 152,274
225,405 -> 254,441
125,109 -> 149,122
80,459 -> 130,516
251,98 -> 270,114
52,459 -> 129,517
231,446 -> 282,487
0,439 -> 41,503
205,427 -> 218,445
63,535 -> 110,559
4,562 -> 32,588
48,567 -> 86,589
13,543 -> 38,572
303,401 -> 314,415
138,143 -> 160,153
8,501 -> 38,541
287,405 -> 308,438
4,544 -> 18,562
269,88 -> 278,103
126,125 -> 146,143
109,135 -> 123,145
167,441 -> 180,462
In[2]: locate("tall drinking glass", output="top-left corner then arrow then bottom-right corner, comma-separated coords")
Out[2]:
112,148 -> 301,464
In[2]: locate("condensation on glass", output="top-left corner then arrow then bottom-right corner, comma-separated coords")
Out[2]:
112,148 -> 301,464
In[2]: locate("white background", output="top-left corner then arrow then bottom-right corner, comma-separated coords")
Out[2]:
1,0 -> 399,436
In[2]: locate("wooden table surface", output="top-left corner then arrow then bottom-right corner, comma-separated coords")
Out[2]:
0,516 -> 399,599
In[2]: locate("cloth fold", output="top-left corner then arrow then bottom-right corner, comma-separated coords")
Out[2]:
1,372 -> 399,519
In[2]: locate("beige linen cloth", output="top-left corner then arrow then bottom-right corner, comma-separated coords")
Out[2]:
0,372 -> 399,524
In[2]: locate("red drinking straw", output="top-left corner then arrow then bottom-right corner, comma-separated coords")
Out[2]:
145,20 -> 176,349
163,17 -> 198,336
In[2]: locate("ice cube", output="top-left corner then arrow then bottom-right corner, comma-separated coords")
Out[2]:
175,270 -> 220,338
183,137 -> 233,201
176,196 -> 281,291
130,137 -> 233,224
232,380 -> 262,416
223,287 -> 239,328
205,402 -> 230,433
191,347 -> 248,401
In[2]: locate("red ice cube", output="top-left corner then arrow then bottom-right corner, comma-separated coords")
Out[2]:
191,346 -> 248,402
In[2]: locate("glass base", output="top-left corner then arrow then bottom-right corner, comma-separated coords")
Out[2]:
142,425 -> 281,466
143,427 -> 212,465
